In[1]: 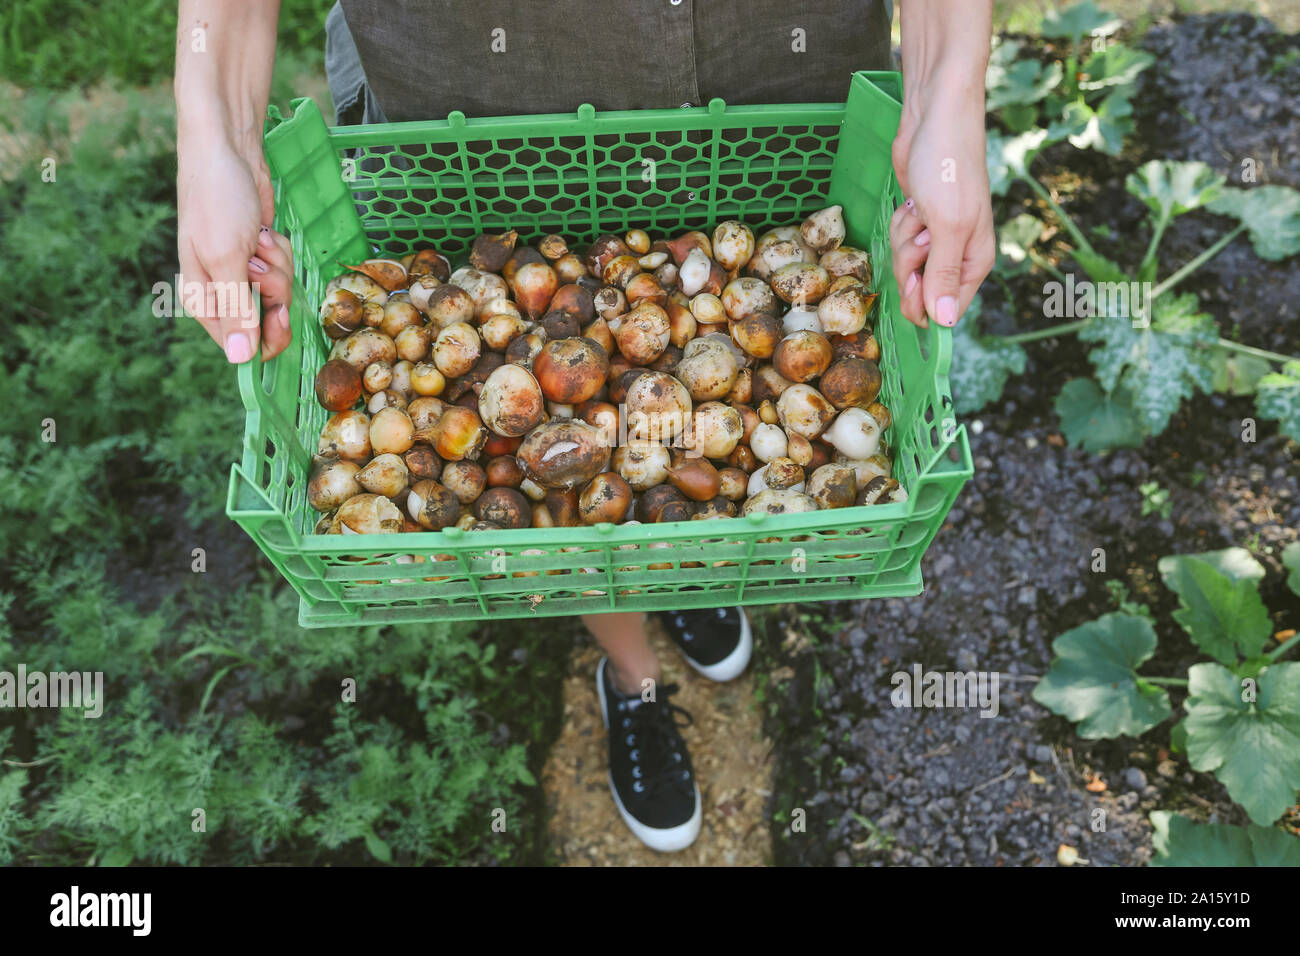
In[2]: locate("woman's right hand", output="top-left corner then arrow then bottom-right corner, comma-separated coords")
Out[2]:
176,136 -> 294,363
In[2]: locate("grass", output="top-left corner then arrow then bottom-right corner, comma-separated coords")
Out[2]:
0,83 -> 566,867
0,0 -> 326,89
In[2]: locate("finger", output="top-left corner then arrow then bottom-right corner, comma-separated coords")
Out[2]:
889,196 -> 914,231
920,227 -> 969,329
890,207 -> 930,328
890,200 -> 926,255
900,270 -> 928,328
247,253 -> 294,361
261,303 -> 294,361
256,226 -> 294,274
893,230 -> 931,288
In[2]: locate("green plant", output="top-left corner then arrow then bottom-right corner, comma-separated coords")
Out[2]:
1150,811 -> 1300,866
966,3 -> 1300,442
0,88 -> 557,867
1033,547 -> 1300,862
1138,481 -> 1172,520
958,152 -> 1300,446
985,0 -> 1152,154
1104,579 -> 1151,620
0,0 -> 325,89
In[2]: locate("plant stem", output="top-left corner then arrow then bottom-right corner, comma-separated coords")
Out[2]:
1150,223 -> 1247,300
1212,338 -> 1300,366
995,319 -> 1090,345
1020,173 -> 1098,260
1138,215 -> 1169,279
1027,250 -> 1068,284
1268,632 -> 1300,663
1139,676 -> 1189,687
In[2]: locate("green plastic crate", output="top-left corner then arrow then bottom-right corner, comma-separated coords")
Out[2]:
227,71 -> 973,627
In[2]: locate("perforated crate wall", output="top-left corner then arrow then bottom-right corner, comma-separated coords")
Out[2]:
229,72 -> 973,626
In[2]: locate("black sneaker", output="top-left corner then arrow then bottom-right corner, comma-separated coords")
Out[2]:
596,658 -> 701,852
655,606 -> 753,682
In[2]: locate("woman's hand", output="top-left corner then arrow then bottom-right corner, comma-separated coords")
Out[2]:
174,0 -> 286,362
891,0 -> 995,330
176,135 -> 294,362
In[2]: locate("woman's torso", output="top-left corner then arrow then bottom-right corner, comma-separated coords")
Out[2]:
328,0 -> 892,123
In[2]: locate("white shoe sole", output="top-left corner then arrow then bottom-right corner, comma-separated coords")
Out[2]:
597,658 -> 702,853
677,608 -> 753,683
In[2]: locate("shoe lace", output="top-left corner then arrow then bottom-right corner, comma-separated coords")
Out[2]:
623,683 -> 694,800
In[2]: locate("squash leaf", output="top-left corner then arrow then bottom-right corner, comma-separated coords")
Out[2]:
1041,1 -> 1122,46
1255,360 -> 1300,442
1184,661 -> 1300,825
987,129 -> 1049,197
1056,378 -> 1144,452
1078,293 -> 1218,436
1206,185 -> 1300,262
987,55 -> 1063,111
1282,541 -> 1300,598
1032,612 -> 1172,739
1079,43 -> 1155,92
1150,811 -> 1300,866
1126,160 -> 1226,230
1047,92 -> 1135,156
947,294 -> 1028,414
1156,549 -> 1270,665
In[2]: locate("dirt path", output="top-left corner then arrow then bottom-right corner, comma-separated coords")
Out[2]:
541,616 -> 774,866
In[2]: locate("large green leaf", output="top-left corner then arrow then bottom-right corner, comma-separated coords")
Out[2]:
1156,550 -> 1271,665
987,129 -> 1049,197
996,213 -> 1042,273
1041,1 -> 1122,45
1150,811 -> 1300,866
1055,378 -> 1144,452
1184,661 -> 1300,825
1256,360 -> 1300,442
1079,293 -> 1218,435
1079,43 -> 1155,92
1126,161 -> 1226,228
1206,185 -> 1300,262
1047,93 -> 1135,156
988,57 -> 1064,111
1283,542 -> 1300,598
1000,103 -> 1041,133
1209,350 -> 1273,396
947,294 -> 1027,414
1071,248 -> 1128,284
1032,613 -> 1172,739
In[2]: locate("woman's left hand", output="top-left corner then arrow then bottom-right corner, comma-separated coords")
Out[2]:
889,49 -> 996,330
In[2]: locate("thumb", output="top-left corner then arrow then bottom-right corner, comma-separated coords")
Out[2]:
920,228 -> 966,329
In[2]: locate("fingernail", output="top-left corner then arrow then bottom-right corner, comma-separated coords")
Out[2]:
249,257 -> 269,273
225,332 -> 252,363
914,229 -> 930,247
259,228 -> 274,246
276,304 -> 290,330
904,271 -> 919,297
936,296 -> 959,327
904,197 -> 914,209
